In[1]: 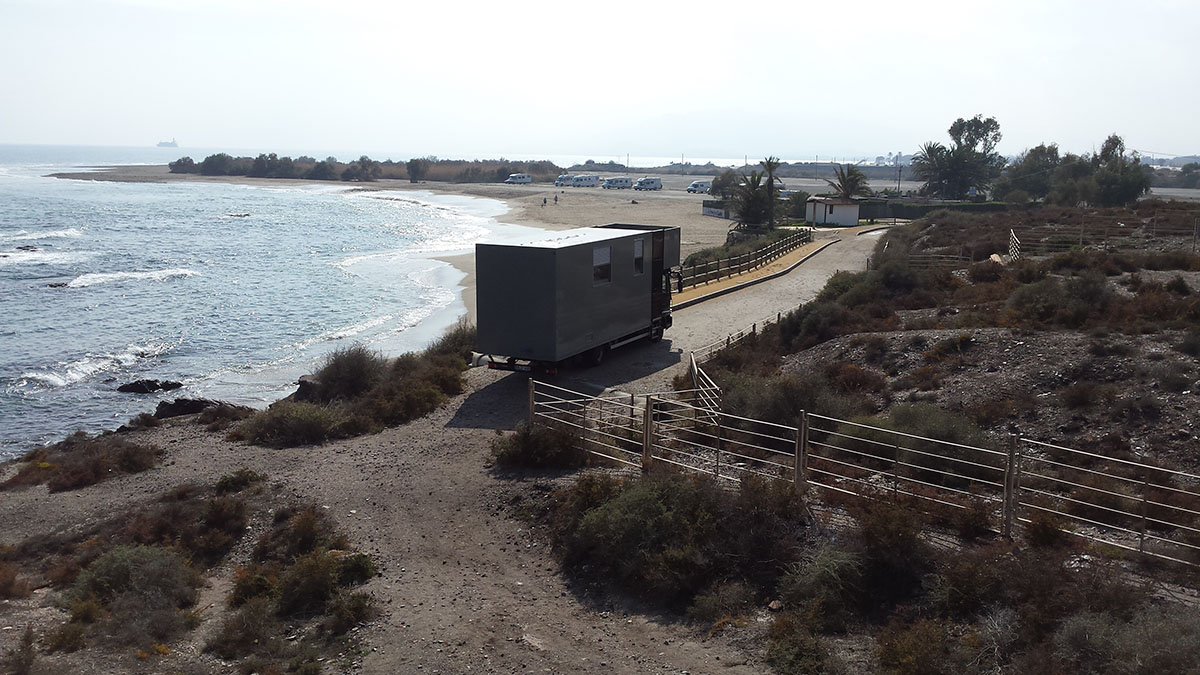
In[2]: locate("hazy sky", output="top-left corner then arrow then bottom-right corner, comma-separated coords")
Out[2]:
2,0 -> 1197,163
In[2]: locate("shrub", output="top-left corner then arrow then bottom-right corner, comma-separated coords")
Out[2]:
767,613 -> 846,675
206,597 -> 279,659
826,362 -> 887,394
427,319 -> 476,363
127,412 -> 161,429
5,626 -> 36,675
47,622 -> 86,652
231,401 -> 346,448
216,468 -> 267,494
877,618 -> 961,675
254,504 -> 347,564
1,432 -> 163,492
196,403 -> 254,431
229,564 -> 278,609
323,590 -> 378,635
337,552 -> 377,586
686,580 -> 755,626
1180,329 -> 1200,357
491,423 -> 586,469
777,544 -> 863,632
0,562 -> 30,598
847,498 -> 933,614
71,545 -> 202,647
275,550 -> 341,616
311,344 -> 387,403
967,260 -> 1004,283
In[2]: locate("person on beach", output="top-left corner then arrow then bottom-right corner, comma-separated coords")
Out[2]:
554,194 -> 558,205
542,197 -> 547,207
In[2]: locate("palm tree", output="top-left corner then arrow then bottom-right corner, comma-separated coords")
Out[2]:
731,170 -> 772,228
825,164 -> 871,199
760,156 -> 781,227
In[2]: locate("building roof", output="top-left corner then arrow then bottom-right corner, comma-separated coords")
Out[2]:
494,225 -> 665,250
806,196 -> 859,205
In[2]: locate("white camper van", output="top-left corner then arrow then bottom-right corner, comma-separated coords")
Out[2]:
554,174 -> 573,187
686,180 -> 711,194
571,175 -> 601,187
504,173 -> 532,184
633,177 -> 662,191
602,176 -> 632,189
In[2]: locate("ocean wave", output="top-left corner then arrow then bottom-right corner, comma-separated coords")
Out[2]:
289,314 -> 396,351
1,228 -> 83,241
0,249 -> 95,266
67,268 -> 198,288
15,339 -> 180,390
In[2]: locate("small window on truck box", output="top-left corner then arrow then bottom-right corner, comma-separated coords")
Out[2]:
593,246 -> 611,285
633,239 -> 644,275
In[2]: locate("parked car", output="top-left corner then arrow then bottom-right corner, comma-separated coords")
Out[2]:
686,180 -> 711,194
504,173 -> 532,184
633,177 -> 662,191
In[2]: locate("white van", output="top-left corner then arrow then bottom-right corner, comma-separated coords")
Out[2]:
503,173 -> 532,184
633,177 -> 662,191
571,175 -> 600,187
602,176 -> 632,189
686,180 -> 711,194
554,174 -> 573,187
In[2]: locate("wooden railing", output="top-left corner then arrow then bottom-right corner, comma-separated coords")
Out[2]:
679,229 -> 812,290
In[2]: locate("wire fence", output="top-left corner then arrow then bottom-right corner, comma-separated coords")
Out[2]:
679,229 -> 813,290
529,378 -> 1200,570
1009,219 -> 1198,260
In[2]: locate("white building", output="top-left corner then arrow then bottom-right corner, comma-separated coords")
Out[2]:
806,197 -> 861,227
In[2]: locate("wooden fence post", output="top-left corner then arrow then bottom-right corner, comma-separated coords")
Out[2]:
1139,479 -> 1150,553
715,417 -> 723,480
1002,434 -> 1016,538
641,396 -> 654,473
527,378 -> 535,427
794,413 -> 808,489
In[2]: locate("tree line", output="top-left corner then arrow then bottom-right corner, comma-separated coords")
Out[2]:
168,154 -> 564,183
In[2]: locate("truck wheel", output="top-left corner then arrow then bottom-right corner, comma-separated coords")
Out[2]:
586,345 -> 606,367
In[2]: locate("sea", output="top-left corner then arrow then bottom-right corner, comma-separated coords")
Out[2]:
0,144 -> 541,460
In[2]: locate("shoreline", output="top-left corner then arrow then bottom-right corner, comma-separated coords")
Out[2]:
51,164 -> 740,327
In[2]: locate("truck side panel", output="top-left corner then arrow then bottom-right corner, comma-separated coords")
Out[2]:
554,234 -> 652,361
475,244 -> 556,360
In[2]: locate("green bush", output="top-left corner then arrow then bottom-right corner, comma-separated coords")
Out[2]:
686,580 -> 755,625
491,423 -> 586,469
206,597 -> 279,659
231,401 -> 346,448
254,504 -> 348,564
2,432 -> 163,492
767,612 -> 847,675
323,590 -> 379,635
47,622 -> 86,653
275,550 -> 341,616
312,344 -> 387,403
877,618 -> 962,675
558,473 -> 807,606
777,544 -> 863,632
216,468 -> 267,494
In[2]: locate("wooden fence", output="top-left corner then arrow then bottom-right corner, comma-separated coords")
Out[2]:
529,378 -> 1200,569
679,229 -> 812,290
1009,220 -> 1198,260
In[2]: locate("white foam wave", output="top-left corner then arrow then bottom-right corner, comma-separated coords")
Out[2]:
2,228 -> 83,241
290,314 -> 396,351
67,268 -> 198,288
0,249 -> 95,266
16,339 -> 179,390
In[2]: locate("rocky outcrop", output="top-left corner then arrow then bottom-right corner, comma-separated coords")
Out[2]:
153,397 -> 220,419
118,379 -> 183,394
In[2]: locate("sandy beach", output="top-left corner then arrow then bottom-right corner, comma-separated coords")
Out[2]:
2,165 -> 879,673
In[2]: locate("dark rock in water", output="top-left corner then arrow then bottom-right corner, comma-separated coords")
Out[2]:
48,282 -> 69,288
154,397 -> 221,419
118,379 -> 183,394
16,245 -> 38,251
291,374 -> 321,403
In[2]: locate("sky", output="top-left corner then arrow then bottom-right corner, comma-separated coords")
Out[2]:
1,0 -> 1197,164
